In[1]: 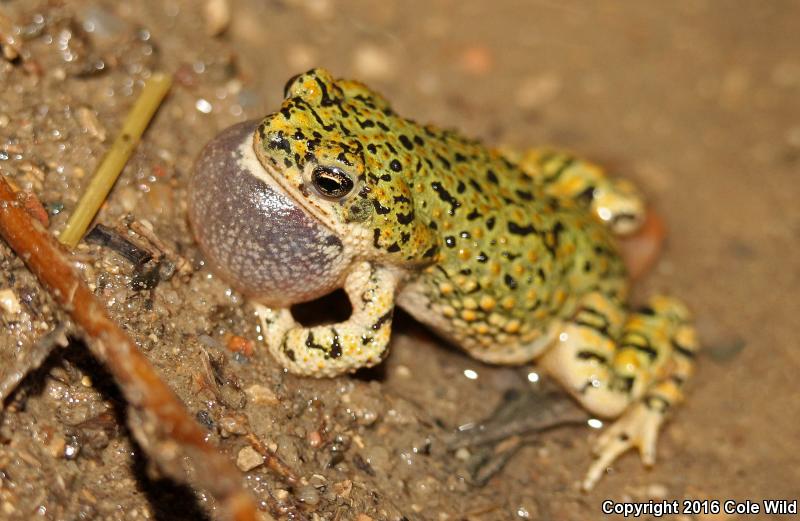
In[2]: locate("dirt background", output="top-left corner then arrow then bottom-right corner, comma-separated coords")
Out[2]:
0,1 -> 798,520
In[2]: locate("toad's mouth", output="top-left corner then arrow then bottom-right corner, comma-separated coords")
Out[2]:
240,131 -> 335,234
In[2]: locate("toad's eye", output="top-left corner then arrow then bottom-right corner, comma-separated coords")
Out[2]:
311,166 -> 355,199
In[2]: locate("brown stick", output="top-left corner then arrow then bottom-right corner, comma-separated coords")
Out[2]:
0,175 -> 259,521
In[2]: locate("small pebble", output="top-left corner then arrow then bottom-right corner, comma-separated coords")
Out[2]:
515,74 -> 562,110
218,415 -> 248,436
76,106 -> 106,141
306,430 -> 323,448
296,484 -> 320,506
236,446 -> 264,471
333,480 -> 352,498
0,288 -> 21,315
225,335 -> 254,357
459,45 -> 493,76
244,384 -> 278,405
286,44 -> 316,71
646,483 -> 669,499
353,45 -> 394,81
204,0 -> 230,36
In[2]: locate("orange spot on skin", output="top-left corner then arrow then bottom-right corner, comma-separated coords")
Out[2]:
479,295 -> 496,311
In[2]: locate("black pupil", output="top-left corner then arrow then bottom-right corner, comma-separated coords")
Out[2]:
312,167 -> 353,198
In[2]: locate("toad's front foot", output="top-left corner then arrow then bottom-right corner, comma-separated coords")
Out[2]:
583,403 -> 663,491
255,262 -> 400,377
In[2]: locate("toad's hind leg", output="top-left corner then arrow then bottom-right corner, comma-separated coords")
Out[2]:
539,292 -> 699,489
508,148 -> 645,235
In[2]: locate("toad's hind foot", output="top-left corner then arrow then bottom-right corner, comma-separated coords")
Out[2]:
541,292 -> 699,489
582,402 -> 662,490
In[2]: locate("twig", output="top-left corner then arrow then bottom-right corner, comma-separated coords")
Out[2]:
59,73 -> 172,248
0,174 -> 259,521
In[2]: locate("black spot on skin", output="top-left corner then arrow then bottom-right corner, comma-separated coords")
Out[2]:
454,152 -> 467,163
638,306 -> 656,316
502,251 -> 520,260
305,332 -> 326,352
361,335 -> 373,345
336,151 -> 353,166
469,179 -> 482,192
578,186 -> 596,202
387,242 -> 401,253
423,245 -> 439,258
285,349 -> 296,361
269,132 -> 291,154
487,169 -> 499,184
467,209 -> 482,220
380,174 -> 391,181
367,143 -> 378,154
372,310 -> 393,330
373,228 -> 381,248
377,121 -> 390,132
515,190 -> 534,201
508,222 -> 537,236
283,158 -> 293,168
413,135 -> 424,146
444,236 -> 456,248
393,195 -> 411,203
430,181 -> 462,215
373,200 -> 391,214
486,217 -> 496,230
577,350 -> 608,364
584,260 -> 593,272
397,209 -> 414,224
436,154 -> 452,170
330,329 -> 342,358
358,118 -> 376,129
456,181 -> 466,194
504,274 -> 518,290
399,135 -> 414,150
400,232 -> 411,244
428,221 -> 438,230
459,268 -> 472,275
390,159 -> 402,172
544,221 -> 565,255
476,252 -> 488,263
459,231 -> 471,239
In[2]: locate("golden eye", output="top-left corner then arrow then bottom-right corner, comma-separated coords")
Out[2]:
311,166 -> 355,199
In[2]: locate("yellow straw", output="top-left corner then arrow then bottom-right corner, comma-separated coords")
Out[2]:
59,73 -> 172,248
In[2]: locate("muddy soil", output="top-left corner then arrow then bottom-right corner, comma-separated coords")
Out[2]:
0,1 -> 797,520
